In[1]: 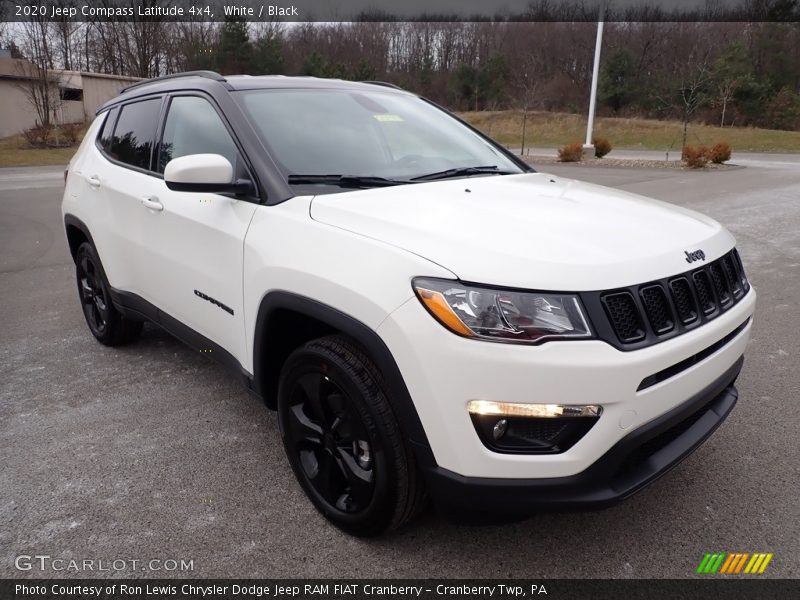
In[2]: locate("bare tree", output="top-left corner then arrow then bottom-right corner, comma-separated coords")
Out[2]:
51,1 -> 81,71
677,61 -> 712,149
514,64 -> 541,156
715,77 -> 738,127
119,19 -> 165,78
653,31 -> 715,150
15,19 -> 63,137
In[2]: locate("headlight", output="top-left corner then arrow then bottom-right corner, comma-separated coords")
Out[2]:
412,278 -> 593,344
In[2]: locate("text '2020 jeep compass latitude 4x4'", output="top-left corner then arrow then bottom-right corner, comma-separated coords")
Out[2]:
62,71 -> 756,536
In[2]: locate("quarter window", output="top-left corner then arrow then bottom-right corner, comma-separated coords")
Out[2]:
158,96 -> 238,173
96,107 -> 118,153
109,98 -> 161,170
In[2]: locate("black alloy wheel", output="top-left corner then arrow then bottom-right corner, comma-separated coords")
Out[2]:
74,242 -> 143,346
284,370 -> 376,513
277,335 -> 426,536
77,250 -> 110,336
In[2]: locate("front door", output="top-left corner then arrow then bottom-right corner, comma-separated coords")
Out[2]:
138,94 -> 258,368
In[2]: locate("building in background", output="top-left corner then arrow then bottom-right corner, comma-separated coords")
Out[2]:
0,56 -> 140,137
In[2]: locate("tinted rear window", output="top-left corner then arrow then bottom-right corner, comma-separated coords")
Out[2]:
96,107 -> 118,152
109,98 -> 161,170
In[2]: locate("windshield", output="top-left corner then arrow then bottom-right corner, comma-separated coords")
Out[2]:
237,88 -> 525,186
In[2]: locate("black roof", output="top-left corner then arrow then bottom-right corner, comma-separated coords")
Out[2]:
99,71 -> 409,113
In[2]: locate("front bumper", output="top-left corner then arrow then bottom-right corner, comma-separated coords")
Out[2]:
423,356 -> 741,513
377,286 -> 755,481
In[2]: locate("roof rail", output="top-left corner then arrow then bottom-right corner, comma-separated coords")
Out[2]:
362,80 -> 404,91
121,70 -> 226,93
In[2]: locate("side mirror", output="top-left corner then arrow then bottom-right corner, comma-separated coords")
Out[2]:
164,154 -> 250,194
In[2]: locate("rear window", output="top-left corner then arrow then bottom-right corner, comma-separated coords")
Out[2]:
109,98 -> 161,171
96,107 -> 118,152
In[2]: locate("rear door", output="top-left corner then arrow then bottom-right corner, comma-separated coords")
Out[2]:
138,94 -> 258,367
88,96 -> 165,301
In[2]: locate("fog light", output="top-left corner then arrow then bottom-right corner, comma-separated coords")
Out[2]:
467,400 -> 601,418
468,400 -> 602,455
492,419 -> 508,440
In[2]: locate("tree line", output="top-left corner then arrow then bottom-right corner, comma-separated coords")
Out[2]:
4,18 -> 800,131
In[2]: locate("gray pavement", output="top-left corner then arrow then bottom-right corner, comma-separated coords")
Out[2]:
1,160 -> 799,578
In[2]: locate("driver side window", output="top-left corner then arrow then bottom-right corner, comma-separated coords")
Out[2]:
158,96 -> 239,173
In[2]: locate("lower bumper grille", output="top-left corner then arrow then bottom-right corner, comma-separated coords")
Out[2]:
637,317 -> 751,391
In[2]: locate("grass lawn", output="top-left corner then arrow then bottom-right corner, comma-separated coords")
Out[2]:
0,129 -> 83,168
460,110 -> 800,154
1,112 -> 798,168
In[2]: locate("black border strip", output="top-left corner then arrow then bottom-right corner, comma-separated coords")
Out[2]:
5,0 -> 800,22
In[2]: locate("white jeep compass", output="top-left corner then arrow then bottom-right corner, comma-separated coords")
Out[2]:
62,71 -> 756,536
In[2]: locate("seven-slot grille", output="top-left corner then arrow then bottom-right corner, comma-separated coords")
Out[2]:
599,249 -> 749,346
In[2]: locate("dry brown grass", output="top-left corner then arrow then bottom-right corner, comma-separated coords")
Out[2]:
460,110 -> 800,153
0,124 -> 89,168
2,113 -> 798,168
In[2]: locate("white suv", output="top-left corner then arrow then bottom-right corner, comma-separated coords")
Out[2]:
62,71 -> 756,536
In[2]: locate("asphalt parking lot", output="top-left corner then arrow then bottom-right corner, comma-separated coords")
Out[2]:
1,156 -> 799,579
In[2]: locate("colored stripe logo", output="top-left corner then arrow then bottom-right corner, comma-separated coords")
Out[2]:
696,552 -> 773,574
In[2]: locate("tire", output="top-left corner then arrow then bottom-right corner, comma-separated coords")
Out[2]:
277,335 -> 426,536
75,242 -> 143,346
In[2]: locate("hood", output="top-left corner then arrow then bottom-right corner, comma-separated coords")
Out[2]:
309,173 -> 735,291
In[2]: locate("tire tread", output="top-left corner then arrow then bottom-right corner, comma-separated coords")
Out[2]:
285,334 -> 427,535
76,242 -> 143,347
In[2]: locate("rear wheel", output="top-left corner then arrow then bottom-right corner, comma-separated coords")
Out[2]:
277,335 -> 426,536
75,242 -> 142,346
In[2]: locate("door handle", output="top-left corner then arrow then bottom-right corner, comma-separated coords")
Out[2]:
86,175 -> 101,188
141,196 -> 164,212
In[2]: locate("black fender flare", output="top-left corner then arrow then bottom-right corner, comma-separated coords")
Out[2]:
252,291 -> 436,467
63,214 -> 96,262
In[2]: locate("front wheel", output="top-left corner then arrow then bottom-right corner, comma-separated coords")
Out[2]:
277,335 -> 426,536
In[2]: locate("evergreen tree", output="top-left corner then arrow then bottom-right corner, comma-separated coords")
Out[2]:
252,34 -> 284,75
600,48 -> 637,114
217,17 -> 252,74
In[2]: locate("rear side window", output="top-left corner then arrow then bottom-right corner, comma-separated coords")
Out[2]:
158,96 -> 238,173
96,107 -> 118,152
109,98 -> 161,171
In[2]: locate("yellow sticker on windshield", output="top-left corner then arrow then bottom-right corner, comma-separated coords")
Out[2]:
373,114 -> 404,122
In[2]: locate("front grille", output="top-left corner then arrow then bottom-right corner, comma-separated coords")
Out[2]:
586,249 -> 750,350
602,292 -> 645,342
669,277 -> 698,324
732,249 -> 750,292
709,262 -> 731,307
692,270 -> 715,315
722,254 -> 743,298
640,285 -> 674,334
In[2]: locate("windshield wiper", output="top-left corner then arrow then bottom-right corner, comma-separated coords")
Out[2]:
411,165 -> 516,181
287,174 -> 408,188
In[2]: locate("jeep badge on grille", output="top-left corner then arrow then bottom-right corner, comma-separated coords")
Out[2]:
685,249 -> 706,263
